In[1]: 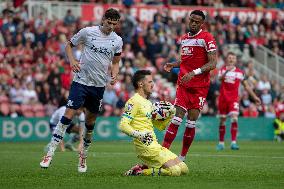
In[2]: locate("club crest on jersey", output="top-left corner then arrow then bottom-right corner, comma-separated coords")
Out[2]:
125,103 -> 133,115
127,103 -> 133,111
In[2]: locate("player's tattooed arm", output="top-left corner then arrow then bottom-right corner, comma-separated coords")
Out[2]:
181,51 -> 217,83
164,60 -> 181,72
201,50 -> 217,73
165,47 -> 182,72
171,60 -> 181,68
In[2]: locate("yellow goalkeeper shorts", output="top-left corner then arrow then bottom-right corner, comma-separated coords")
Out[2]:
135,141 -> 178,168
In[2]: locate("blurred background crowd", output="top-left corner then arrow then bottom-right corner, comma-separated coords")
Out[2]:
39,0 -> 284,9
0,0 -> 284,118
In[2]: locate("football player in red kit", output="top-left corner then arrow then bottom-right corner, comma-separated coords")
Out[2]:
216,52 -> 261,150
162,10 -> 217,161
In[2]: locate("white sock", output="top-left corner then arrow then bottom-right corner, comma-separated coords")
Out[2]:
219,142 -> 225,145
47,122 -> 68,156
231,141 -> 236,144
178,155 -> 186,162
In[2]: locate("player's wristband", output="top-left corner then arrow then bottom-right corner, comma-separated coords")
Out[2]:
193,68 -> 202,75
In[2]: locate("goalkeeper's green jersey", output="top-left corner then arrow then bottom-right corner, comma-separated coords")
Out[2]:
121,93 -> 153,132
120,93 -> 157,145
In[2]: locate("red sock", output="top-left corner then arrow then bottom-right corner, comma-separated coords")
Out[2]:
162,123 -> 179,149
231,121 -> 238,142
181,127 -> 195,157
219,125 -> 226,142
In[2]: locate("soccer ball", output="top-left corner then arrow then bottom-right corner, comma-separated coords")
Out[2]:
152,101 -> 175,121
152,101 -> 175,130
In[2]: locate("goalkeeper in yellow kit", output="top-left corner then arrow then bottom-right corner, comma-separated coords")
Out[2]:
119,70 -> 188,176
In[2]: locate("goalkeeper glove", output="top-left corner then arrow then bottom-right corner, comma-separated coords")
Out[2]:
132,130 -> 153,146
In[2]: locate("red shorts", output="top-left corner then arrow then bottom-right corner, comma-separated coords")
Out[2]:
174,85 -> 209,111
218,98 -> 239,117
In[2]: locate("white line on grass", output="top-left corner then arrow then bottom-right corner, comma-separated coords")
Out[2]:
92,152 -> 284,159
0,151 -> 283,159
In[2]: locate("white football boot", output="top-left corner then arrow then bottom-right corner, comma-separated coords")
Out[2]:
78,150 -> 87,173
40,155 -> 53,168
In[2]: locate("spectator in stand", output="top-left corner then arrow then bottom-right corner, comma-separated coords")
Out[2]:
22,82 -> 38,104
64,9 -> 77,26
9,80 -> 24,104
120,8 -> 137,44
103,84 -> 119,108
124,74 -> 135,94
265,104 -> 276,118
261,89 -> 273,106
1,2 -> 284,118
257,75 -> 271,93
243,103 -> 259,117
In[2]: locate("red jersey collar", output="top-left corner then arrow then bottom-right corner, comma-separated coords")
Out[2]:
226,66 -> 236,72
188,29 -> 202,38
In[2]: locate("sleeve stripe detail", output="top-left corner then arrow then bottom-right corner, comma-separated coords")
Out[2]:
69,40 -> 75,47
207,49 -> 216,52
122,113 -> 133,120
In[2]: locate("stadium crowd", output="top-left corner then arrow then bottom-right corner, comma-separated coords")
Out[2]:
0,1 -> 284,118
43,0 -> 284,9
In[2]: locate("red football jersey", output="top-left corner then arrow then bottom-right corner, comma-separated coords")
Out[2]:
275,102 -> 284,118
219,66 -> 245,102
178,29 -> 217,88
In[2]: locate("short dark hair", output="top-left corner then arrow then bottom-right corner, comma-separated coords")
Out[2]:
104,8 -> 120,20
132,70 -> 152,90
190,10 -> 205,20
227,52 -> 236,57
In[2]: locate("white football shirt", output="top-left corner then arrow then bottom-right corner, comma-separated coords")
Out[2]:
70,26 -> 123,87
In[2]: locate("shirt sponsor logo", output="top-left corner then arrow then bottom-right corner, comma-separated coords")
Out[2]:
181,47 -> 194,56
125,103 -> 134,115
90,45 -> 112,56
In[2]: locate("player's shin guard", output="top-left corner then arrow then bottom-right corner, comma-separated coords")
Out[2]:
231,119 -> 238,143
219,124 -> 226,143
180,120 -> 196,157
47,116 -> 71,156
162,116 -> 183,149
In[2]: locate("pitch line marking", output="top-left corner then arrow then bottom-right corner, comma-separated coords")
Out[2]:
92,152 -> 284,159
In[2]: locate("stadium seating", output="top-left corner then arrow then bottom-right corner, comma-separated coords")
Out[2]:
0,1 -> 283,118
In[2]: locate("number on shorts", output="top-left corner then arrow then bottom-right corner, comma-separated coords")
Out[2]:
99,99 -> 103,112
199,97 -> 206,107
233,102 -> 239,110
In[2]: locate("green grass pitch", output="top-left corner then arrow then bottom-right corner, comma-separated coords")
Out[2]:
0,141 -> 283,189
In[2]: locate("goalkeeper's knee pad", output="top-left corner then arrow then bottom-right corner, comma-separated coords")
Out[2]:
178,162 -> 189,175
168,165 -> 181,176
